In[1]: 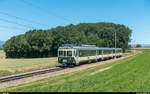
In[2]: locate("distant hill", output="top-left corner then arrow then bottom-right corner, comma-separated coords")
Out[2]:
129,44 -> 150,47
141,44 -> 150,47
0,41 -> 5,48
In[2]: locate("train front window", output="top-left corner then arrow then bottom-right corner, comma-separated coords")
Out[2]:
67,51 -> 72,56
59,51 -> 63,56
64,51 -> 67,56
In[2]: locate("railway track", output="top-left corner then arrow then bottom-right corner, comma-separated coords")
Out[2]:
0,54 -> 131,84
0,67 -> 64,83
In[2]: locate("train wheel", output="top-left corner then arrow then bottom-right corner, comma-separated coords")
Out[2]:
61,63 -> 67,68
88,60 -> 91,64
69,64 -> 74,68
75,63 -> 80,66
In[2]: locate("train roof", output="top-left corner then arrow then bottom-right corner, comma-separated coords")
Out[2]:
58,44 -> 122,50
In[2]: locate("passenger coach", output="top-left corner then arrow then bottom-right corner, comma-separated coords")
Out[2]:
58,44 -> 122,67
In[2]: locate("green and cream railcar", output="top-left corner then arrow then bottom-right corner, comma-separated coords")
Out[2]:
58,44 -> 122,66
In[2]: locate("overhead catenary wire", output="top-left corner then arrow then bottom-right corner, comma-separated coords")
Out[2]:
0,0 -> 75,33
0,18 -> 36,29
20,0 -> 74,23
0,11 -> 49,27
0,25 -> 26,31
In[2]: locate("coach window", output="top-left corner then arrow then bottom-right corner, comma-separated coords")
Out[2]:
67,51 -> 72,56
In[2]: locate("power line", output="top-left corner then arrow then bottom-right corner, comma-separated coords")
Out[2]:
0,18 -> 36,29
20,0 -> 74,23
0,11 -> 49,27
0,25 -> 26,31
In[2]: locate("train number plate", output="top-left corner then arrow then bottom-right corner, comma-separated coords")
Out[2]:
63,59 -> 67,62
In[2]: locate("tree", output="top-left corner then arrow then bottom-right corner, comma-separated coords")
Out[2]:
136,44 -> 142,48
3,22 -> 132,58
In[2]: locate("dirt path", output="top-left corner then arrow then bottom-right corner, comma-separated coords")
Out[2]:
90,66 -> 112,75
0,51 -> 142,89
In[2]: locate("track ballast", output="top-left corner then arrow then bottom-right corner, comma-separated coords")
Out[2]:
0,67 -> 63,83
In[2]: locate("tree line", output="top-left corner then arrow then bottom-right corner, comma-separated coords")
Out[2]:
3,22 -> 132,58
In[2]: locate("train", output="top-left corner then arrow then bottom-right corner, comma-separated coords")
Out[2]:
58,44 -> 123,67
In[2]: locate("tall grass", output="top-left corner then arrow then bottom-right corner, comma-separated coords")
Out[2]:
0,50 -> 59,76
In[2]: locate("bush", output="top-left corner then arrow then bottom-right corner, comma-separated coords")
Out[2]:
136,44 -> 142,48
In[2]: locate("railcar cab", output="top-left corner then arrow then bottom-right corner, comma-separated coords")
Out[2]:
58,44 -> 76,66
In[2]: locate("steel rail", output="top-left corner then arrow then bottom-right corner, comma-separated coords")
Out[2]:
0,67 -> 64,83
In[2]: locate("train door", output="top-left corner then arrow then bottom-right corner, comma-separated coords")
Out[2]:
102,50 -> 104,60
76,50 -> 79,65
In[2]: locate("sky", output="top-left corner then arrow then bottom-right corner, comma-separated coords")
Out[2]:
0,0 -> 150,44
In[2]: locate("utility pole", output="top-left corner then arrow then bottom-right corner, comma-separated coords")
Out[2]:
115,31 -> 117,58
133,40 -> 136,55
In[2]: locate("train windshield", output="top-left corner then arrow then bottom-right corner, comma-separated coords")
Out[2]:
58,50 -> 73,57
64,51 -> 67,56
67,51 -> 72,56
59,51 -> 63,56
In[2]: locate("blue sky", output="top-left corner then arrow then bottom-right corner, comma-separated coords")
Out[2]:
0,0 -> 150,44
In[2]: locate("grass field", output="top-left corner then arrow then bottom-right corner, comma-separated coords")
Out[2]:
1,50 -> 149,92
0,50 -> 5,59
0,50 -> 59,76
